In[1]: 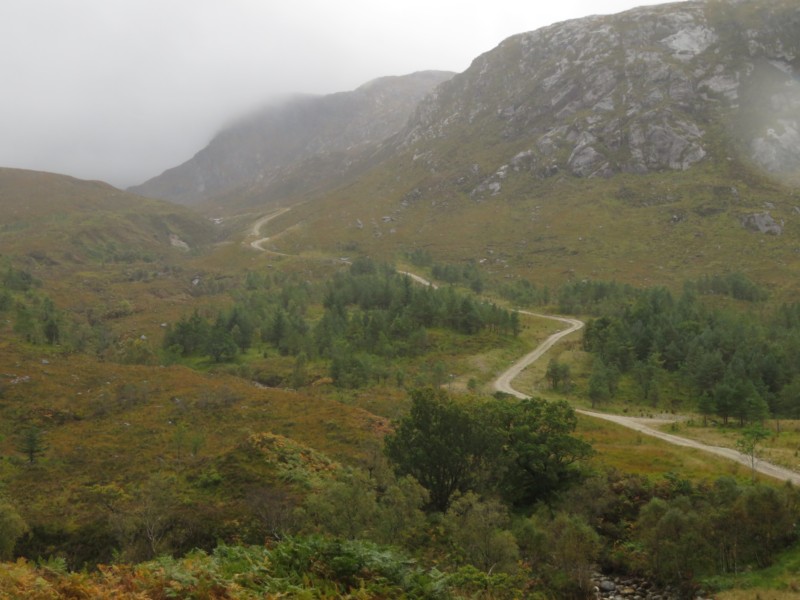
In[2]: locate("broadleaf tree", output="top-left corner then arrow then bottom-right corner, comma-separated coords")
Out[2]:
384,388 -> 491,512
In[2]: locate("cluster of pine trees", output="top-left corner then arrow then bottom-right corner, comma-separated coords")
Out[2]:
580,284 -> 800,424
164,259 -> 518,387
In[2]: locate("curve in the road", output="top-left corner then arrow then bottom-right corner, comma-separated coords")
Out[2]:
256,252 -> 799,484
492,311 -> 583,399
248,207 -> 292,252
491,309 -> 800,485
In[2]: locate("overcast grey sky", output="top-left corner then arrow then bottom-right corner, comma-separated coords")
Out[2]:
0,0 -> 677,188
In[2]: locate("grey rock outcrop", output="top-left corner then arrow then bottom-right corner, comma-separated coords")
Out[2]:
399,0 -> 800,185
742,211 -> 783,235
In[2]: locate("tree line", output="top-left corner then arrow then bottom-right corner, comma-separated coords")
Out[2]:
580,284 -> 800,424
163,258 -> 519,387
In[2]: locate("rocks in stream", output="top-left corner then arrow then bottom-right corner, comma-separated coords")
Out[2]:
589,572 -> 712,600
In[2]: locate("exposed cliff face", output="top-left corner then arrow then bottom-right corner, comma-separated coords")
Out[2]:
399,0 -> 800,190
130,71 -> 454,205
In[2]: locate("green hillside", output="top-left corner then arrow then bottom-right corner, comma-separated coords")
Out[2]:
3,1 -> 800,598
232,0 -> 800,301
271,163 -> 800,298
2,164 -> 800,597
0,168 -> 215,261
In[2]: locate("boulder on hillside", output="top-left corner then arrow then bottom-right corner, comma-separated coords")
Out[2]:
741,211 -> 783,235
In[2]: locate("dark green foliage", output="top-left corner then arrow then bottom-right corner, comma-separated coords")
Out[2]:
290,352 -> 308,388
329,345 -> 375,389
631,479 -> 799,589
385,389 -> 591,511
635,496 -> 713,589
311,261 -> 516,386
582,316 -> 635,372
0,289 -> 11,312
8,293 -> 63,346
86,241 -> 156,264
522,512 -> 601,599
561,470 -> 800,590
300,472 -> 427,545
588,358 -> 618,407
443,493 -> 519,572
0,497 -> 27,559
684,272 -> 768,302
557,279 -> 638,315
545,358 -> 571,391
735,426 -> 770,481
632,354 -> 662,406
213,538 -> 451,597
162,260 -> 515,387
499,278 -> 550,307
384,388 -> 492,512
322,260 -> 508,338
163,310 -> 211,356
431,261 -> 484,293
488,398 -> 593,506
1,265 -> 39,291
778,375 -> 800,419
406,247 -> 433,267
12,302 -> 38,343
16,426 -> 47,464
580,283 -> 800,424
207,316 -> 239,363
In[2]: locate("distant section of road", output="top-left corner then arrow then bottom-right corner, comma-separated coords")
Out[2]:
576,409 -> 800,485
397,271 -> 438,289
248,207 -> 291,251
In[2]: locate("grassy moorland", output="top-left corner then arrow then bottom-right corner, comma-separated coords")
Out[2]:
2,168 -> 800,597
255,147 -> 800,300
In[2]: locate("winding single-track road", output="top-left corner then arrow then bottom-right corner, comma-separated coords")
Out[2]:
492,311 -> 584,398
251,231 -> 800,484
397,271 -> 438,289
490,309 -> 800,485
247,207 -> 292,252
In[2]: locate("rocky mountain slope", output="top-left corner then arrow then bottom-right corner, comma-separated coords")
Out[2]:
251,0 -> 800,293
129,0 -> 800,294
399,0 -> 800,190
130,71 -> 453,206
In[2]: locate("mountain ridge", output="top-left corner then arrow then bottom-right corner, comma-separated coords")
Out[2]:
132,1 -> 800,217
110,1 -> 800,297
129,70 -> 454,206
395,0 -> 800,185
250,0 -> 800,296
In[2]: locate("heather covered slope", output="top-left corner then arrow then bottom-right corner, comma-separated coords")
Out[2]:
3,2 -> 800,596
0,167 -> 215,262
0,167 -> 224,348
